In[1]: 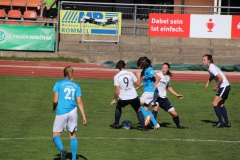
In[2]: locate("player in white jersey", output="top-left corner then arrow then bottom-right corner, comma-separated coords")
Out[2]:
152,63 -> 188,129
202,54 -> 231,128
110,60 -> 148,131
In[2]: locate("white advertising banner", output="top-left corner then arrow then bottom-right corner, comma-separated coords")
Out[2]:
190,15 -> 232,39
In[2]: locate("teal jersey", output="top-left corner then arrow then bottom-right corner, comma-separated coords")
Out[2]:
53,78 -> 81,115
142,67 -> 156,92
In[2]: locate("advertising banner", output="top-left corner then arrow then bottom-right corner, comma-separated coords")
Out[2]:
231,15 -> 240,39
60,10 -> 122,35
190,15 -> 232,39
0,25 -> 55,51
148,13 -> 190,37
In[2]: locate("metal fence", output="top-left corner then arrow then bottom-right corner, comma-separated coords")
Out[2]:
59,1 -> 240,36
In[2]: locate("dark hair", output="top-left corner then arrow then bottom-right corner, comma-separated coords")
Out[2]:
63,66 -> 73,81
116,60 -> 125,70
137,56 -> 152,70
162,62 -> 173,76
203,54 -> 214,63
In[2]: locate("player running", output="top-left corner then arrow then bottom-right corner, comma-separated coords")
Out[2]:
152,63 -> 188,129
136,56 -> 161,130
52,66 -> 87,160
202,54 -> 231,128
110,60 -> 148,131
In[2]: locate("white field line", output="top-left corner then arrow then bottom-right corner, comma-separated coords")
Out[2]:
0,137 -> 240,143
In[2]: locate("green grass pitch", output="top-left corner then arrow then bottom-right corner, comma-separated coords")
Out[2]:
0,75 -> 239,160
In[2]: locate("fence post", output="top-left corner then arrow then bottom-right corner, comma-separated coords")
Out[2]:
133,4 -> 137,36
55,1 -> 61,53
210,6 -> 213,15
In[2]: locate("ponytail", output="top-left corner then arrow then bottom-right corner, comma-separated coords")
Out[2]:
203,54 -> 214,63
63,66 -> 73,81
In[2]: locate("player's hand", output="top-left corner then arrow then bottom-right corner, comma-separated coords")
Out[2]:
83,118 -> 87,125
176,94 -> 184,100
205,83 -> 208,89
110,99 -> 116,106
52,106 -> 56,111
47,6 -> 50,10
135,86 -> 140,90
154,83 -> 157,89
213,85 -> 218,91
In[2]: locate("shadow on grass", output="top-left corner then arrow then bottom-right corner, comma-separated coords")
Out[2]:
201,120 -> 217,124
54,153 -> 87,160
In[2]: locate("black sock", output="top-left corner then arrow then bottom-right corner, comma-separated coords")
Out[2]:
173,116 -> 180,128
152,110 -> 158,119
214,106 -> 223,123
115,107 -> 121,124
220,106 -> 229,124
137,111 -> 145,129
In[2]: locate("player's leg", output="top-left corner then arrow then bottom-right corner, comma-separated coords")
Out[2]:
110,99 -> 123,129
130,97 -> 146,131
212,95 -> 224,128
53,115 -> 67,159
152,104 -> 159,120
68,108 -> 78,160
42,7 -> 47,26
219,85 -> 231,127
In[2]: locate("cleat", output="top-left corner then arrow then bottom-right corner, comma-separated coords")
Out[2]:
145,115 -> 152,126
110,123 -> 120,129
60,149 -> 67,160
153,124 -> 160,130
224,123 -> 231,128
213,122 -> 224,128
178,126 -> 189,129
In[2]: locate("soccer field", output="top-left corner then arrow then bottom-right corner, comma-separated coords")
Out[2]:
0,75 -> 239,160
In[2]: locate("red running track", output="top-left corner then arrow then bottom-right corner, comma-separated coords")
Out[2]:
0,60 -> 240,82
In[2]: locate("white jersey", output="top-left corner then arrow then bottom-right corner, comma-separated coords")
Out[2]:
156,72 -> 170,98
114,70 -> 138,100
208,64 -> 229,88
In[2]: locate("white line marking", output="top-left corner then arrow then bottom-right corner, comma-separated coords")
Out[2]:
0,137 -> 239,143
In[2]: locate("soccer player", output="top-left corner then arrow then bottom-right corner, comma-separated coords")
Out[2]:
40,0 -> 57,26
136,56 -> 161,130
202,54 -> 231,128
152,63 -> 188,129
52,66 -> 87,160
110,60 -> 148,131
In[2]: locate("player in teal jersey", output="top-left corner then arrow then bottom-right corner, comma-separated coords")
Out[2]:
52,66 -> 87,160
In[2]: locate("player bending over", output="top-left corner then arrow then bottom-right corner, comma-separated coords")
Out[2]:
202,54 -> 231,128
110,60 -> 148,131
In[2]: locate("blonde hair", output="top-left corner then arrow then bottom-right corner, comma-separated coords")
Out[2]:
63,66 -> 73,81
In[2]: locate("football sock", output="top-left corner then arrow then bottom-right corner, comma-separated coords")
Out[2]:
115,107 -> 122,124
137,111 -> 145,128
53,136 -> 64,152
140,106 -> 149,118
214,106 -> 223,123
70,137 -> 78,160
220,106 -> 229,124
173,116 -> 180,128
147,110 -> 158,126
152,110 -> 158,119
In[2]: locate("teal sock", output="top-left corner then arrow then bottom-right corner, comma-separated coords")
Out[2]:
140,106 -> 149,118
53,136 -> 64,151
147,110 -> 158,126
70,137 -> 78,160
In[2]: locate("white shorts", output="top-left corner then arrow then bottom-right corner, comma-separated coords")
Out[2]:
140,91 -> 158,106
53,107 -> 78,133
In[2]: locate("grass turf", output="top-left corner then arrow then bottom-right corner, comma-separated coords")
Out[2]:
0,75 -> 239,160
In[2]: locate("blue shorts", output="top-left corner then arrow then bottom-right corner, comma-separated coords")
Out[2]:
156,97 -> 175,112
216,85 -> 231,99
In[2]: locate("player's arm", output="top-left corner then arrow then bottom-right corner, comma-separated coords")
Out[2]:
153,73 -> 160,89
167,85 -> 184,99
110,86 -> 120,106
205,76 -> 214,89
52,92 -> 58,111
134,72 -> 142,89
40,0 -> 46,5
76,96 -> 87,125
213,74 -> 223,91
